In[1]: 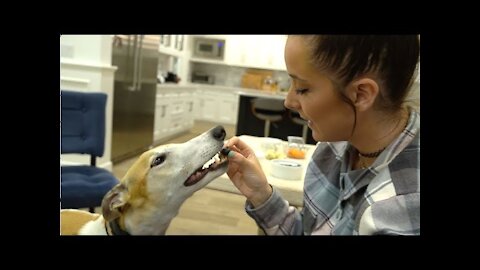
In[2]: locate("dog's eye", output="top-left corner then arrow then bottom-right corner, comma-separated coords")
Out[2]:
151,154 -> 166,168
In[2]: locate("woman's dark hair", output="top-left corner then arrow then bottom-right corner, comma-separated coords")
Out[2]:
302,35 -> 420,135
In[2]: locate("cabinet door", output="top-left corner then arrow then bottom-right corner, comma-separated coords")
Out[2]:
154,94 -> 171,141
167,94 -> 183,133
159,35 -> 184,56
218,94 -> 239,125
225,35 -> 247,66
200,93 -> 218,121
243,35 -> 264,68
225,35 -> 286,70
270,35 -> 287,70
169,96 -> 184,117
226,35 -> 265,68
183,95 -> 195,129
255,35 -> 286,70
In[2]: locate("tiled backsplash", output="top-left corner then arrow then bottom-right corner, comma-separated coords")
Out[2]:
191,62 -> 291,90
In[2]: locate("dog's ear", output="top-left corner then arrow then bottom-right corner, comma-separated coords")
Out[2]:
101,183 -> 129,222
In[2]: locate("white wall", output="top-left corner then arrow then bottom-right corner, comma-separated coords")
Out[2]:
60,35 -> 112,65
60,35 -> 116,171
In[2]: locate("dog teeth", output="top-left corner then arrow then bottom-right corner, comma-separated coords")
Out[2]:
202,160 -> 212,170
201,153 -> 224,170
202,153 -> 217,170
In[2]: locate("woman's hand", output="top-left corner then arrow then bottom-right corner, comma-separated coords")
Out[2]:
224,137 -> 272,207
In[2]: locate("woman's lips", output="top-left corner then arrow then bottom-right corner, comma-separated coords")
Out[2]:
299,114 -> 312,127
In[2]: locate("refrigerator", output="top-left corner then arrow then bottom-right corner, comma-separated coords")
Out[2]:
111,35 -> 160,163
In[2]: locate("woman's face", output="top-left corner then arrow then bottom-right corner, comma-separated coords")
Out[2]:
284,36 -> 355,142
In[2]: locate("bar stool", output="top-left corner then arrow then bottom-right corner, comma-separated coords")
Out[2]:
289,110 -> 309,142
251,98 -> 286,137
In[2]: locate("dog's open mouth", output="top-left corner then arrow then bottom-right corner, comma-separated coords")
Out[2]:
183,149 -> 229,186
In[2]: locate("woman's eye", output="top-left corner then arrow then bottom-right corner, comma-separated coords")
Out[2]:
151,154 -> 166,168
295,88 -> 309,95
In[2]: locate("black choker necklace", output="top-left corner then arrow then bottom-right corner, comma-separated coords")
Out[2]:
358,147 -> 386,158
358,114 -> 409,159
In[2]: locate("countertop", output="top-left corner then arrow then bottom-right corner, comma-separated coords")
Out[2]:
157,83 -> 288,100
206,135 -> 317,207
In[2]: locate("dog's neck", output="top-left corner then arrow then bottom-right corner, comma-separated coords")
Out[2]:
121,195 -> 188,235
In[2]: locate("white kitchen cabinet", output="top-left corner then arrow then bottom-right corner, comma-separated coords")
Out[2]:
154,86 -> 195,143
168,93 -> 185,134
181,92 -> 195,129
195,89 -> 239,125
225,35 -> 255,68
269,35 -> 287,70
154,93 -> 170,141
199,92 -> 219,122
159,35 -> 185,57
225,35 -> 286,71
218,94 -> 239,124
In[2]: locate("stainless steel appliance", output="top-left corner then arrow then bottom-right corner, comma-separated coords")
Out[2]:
193,37 -> 225,60
191,72 -> 215,84
111,35 -> 160,163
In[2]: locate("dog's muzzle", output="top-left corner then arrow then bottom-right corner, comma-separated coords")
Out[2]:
183,148 -> 229,186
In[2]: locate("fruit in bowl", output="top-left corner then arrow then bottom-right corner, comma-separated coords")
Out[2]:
261,138 -> 284,160
265,149 -> 285,160
287,147 -> 306,159
287,136 -> 306,159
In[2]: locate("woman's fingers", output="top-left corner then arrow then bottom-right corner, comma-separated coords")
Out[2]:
224,136 -> 252,154
228,170 -> 243,186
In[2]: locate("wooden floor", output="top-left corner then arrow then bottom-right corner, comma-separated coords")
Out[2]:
111,121 -> 259,235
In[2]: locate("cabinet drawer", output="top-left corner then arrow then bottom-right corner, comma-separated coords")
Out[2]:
169,101 -> 184,115
169,115 -> 183,128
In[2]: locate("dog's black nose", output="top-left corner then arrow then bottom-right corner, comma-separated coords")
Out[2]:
212,125 -> 226,141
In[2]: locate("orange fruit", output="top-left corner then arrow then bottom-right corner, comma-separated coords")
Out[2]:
287,148 -> 305,159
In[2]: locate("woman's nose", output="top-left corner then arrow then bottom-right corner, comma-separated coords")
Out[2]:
284,86 -> 299,111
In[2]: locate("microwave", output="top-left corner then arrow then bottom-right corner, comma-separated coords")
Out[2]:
193,37 -> 225,60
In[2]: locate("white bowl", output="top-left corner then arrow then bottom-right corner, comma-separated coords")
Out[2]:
270,159 -> 303,181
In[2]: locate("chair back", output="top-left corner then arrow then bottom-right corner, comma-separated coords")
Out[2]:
251,98 -> 285,119
61,90 -> 107,157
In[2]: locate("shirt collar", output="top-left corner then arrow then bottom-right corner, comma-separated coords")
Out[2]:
341,108 -> 420,200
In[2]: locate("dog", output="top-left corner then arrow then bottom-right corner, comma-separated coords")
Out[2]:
60,125 -> 229,235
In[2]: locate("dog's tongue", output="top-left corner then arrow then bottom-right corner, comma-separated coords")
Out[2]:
184,169 -> 209,186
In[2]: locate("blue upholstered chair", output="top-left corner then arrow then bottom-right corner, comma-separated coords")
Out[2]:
61,90 -> 119,213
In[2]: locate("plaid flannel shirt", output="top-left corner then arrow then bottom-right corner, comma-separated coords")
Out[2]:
246,109 -> 420,235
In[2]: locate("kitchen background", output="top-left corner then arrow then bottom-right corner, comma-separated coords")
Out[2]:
60,35 -> 420,234
60,35 -> 297,168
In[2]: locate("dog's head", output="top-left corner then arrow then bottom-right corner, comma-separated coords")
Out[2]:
101,125 -> 229,225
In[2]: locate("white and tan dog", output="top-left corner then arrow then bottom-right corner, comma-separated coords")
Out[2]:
61,125 -> 229,235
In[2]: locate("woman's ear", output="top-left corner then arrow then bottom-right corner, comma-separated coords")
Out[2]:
350,78 -> 379,112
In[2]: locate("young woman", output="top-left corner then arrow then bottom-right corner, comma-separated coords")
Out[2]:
224,35 -> 420,235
